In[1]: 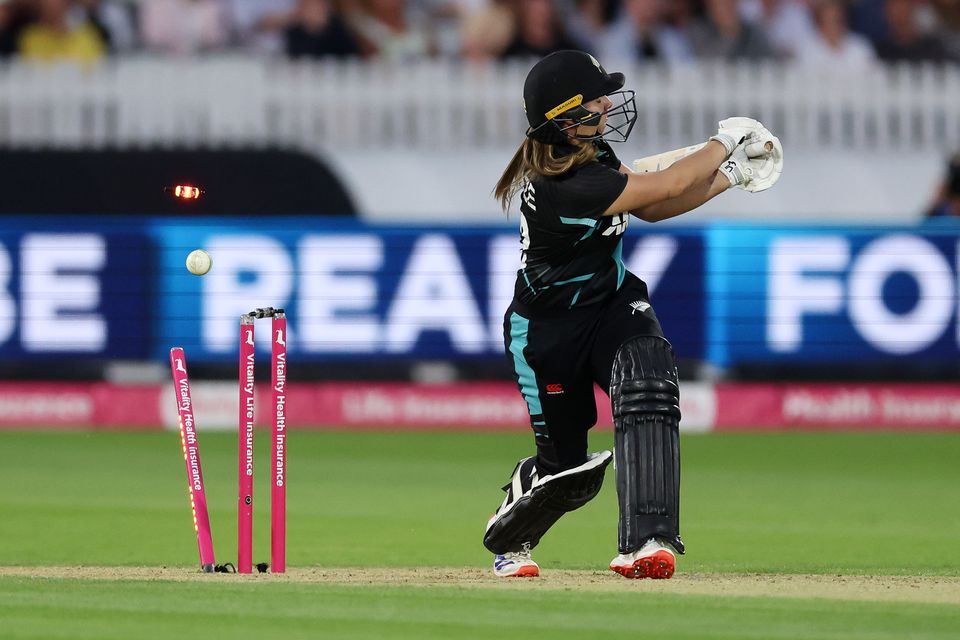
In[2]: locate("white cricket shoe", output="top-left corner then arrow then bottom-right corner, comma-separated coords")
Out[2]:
493,543 -> 540,578
609,537 -> 676,579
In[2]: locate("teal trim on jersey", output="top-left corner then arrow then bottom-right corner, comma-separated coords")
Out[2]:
522,269 -> 536,294
550,273 -> 595,287
532,419 -> 549,438
569,288 -> 582,307
509,313 -> 542,416
559,216 -> 599,243
558,216 -> 598,227
613,239 -> 625,289
579,227 -> 597,242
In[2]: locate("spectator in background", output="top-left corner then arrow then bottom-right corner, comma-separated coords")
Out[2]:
0,3 -> 9,56
284,0 -> 361,58
739,0 -> 817,59
460,0 -> 513,60
500,0 -> 583,59
661,0 -> 698,32
926,153 -> 960,218
688,0 -> 777,60
75,1 -> 139,53
140,0 -> 231,56
565,0 -> 621,55
875,0 -> 951,62
0,0 -> 28,57
848,0 -> 889,46
929,0 -> 960,59
794,0 -> 877,69
227,0 -> 296,54
599,0 -> 693,65
414,0 -> 486,58
348,0 -> 432,61
17,0 -> 107,63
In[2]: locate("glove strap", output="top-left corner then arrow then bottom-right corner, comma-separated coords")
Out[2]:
709,133 -> 740,157
718,157 -> 747,186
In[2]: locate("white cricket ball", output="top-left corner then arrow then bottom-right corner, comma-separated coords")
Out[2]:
185,249 -> 212,276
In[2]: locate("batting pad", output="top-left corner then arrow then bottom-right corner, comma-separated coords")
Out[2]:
611,336 -> 685,554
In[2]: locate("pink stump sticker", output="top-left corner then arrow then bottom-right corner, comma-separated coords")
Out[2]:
271,314 -> 287,573
169,348 -> 217,572
238,317 -> 256,574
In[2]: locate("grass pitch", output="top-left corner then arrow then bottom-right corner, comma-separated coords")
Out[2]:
1,430 -> 958,639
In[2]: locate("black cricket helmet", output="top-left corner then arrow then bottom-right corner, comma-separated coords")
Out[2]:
523,50 -> 637,145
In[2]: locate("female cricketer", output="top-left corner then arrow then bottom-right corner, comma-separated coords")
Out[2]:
484,50 -> 776,579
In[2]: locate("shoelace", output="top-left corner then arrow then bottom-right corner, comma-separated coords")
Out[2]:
512,542 -> 533,561
499,542 -> 533,564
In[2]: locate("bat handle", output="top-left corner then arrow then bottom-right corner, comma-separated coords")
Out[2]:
744,140 -> 775,158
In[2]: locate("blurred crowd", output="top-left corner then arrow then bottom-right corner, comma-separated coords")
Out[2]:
0,0 -> 958,66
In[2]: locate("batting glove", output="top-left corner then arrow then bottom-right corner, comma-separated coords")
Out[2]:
740,133 -> 784,192
717,143 -> 755,187
712,116 -> 778,158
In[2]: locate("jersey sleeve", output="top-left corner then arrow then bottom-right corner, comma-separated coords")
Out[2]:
554,161 -> 628,220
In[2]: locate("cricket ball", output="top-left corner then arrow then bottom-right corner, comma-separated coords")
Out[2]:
186,249 -> 213,276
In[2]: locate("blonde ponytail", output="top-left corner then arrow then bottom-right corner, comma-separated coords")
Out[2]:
494,139 -> 597,213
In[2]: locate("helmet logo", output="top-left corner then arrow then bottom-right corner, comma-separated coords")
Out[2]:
545,94 -> 583,120
588,54 -> 602,72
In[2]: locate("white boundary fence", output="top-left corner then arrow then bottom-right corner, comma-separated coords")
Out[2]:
0,57 -> 959,152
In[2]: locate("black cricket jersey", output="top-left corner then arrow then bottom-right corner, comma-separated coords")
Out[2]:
513,141 -> 630,312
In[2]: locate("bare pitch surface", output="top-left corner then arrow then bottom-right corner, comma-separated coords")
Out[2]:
2,566 -> 959,605
2,571 -> 958,640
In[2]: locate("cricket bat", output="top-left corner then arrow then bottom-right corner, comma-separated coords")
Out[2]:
632,139 -> 775,173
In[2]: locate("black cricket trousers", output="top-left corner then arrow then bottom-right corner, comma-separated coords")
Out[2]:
503,272 -> 665,474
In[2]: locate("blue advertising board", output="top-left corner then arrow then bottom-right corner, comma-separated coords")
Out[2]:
0,218 -> 150,360
707,224 -> 960,366
1,216 -> 956,370
152,219 -> 705,361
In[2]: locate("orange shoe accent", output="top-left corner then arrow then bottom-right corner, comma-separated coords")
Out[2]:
609,550 -> 675,580
508,565 -> 540,577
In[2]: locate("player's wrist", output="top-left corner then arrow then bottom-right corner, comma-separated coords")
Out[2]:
708,133 -> 739,157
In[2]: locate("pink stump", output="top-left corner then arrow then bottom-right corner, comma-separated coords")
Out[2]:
238,316 -> 256,574
271,314 -> 288,572
169,348 -> 217,573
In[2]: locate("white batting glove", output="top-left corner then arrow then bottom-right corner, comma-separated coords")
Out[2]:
740,133 -> 784,192
713,116 -> 778,158
717,143 -> 755,187
709,119 -> 757,157
719,117 -> 767,135
710,130 -> 748,157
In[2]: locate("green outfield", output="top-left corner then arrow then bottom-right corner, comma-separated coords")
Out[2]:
1,430 -> 958,639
